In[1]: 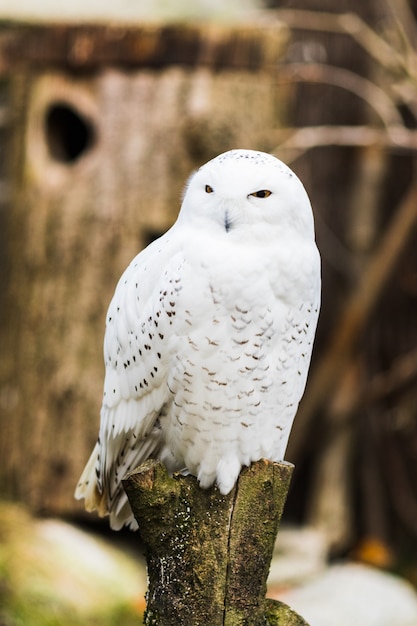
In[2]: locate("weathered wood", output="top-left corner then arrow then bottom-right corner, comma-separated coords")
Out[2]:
123,459 -> 308,626
0,22 -> 288,71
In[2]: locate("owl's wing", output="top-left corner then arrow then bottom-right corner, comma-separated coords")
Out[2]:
75,229 -> 182,528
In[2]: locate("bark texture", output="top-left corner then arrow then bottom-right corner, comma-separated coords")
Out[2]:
123,459 -> 308,626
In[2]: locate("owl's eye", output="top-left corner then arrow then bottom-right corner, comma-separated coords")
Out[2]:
250,190 -> 272,198
205,185 -> 214,193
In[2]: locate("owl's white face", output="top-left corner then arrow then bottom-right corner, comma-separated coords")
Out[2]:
179,149 -> 315,241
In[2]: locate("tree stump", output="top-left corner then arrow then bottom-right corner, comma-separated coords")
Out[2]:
123,459 -> 309,626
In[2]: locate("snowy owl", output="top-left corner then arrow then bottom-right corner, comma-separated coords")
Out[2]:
75,149 -> 321,530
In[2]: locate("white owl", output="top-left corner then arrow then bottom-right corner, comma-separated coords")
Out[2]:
75,149 -> 321,530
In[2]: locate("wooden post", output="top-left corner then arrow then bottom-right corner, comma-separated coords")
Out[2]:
123,459 -> 309,626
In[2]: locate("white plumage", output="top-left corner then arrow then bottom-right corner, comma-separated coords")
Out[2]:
75,149 -> 321,530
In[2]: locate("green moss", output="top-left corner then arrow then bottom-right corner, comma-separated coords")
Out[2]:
0,595 -> 143,626
125,459 -> 301,626
0,502 -> 146,626
265,599 -> 309,626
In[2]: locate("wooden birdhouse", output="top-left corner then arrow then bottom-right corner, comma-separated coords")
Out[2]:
0,20 -> 288,517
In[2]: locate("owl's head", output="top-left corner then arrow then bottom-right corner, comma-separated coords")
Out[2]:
178,149 -> 315,241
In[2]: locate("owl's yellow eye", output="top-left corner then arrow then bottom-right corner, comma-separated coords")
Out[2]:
250,190 -> 272,198
205,185 -> 214,193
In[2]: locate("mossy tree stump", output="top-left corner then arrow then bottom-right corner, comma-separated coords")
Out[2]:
123,459 -> 309,626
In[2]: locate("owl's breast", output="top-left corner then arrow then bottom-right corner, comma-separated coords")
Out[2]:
158,257 -> 315,470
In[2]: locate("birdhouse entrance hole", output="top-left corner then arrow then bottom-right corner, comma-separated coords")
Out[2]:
45,102 -> 95,163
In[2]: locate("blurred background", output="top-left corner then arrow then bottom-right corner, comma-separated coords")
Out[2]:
1,1 -> 417,625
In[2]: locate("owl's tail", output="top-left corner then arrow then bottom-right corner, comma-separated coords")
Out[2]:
74,432 -> 161,530
74,443 -> 108,517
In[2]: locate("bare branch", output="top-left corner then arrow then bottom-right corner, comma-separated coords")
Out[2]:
384,0 -> 417,62
278,63 -> 403,127
272,9 -> 409,75
271,125 -> 417,157
356,346 -> 417,411
289,170 -> 417,458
